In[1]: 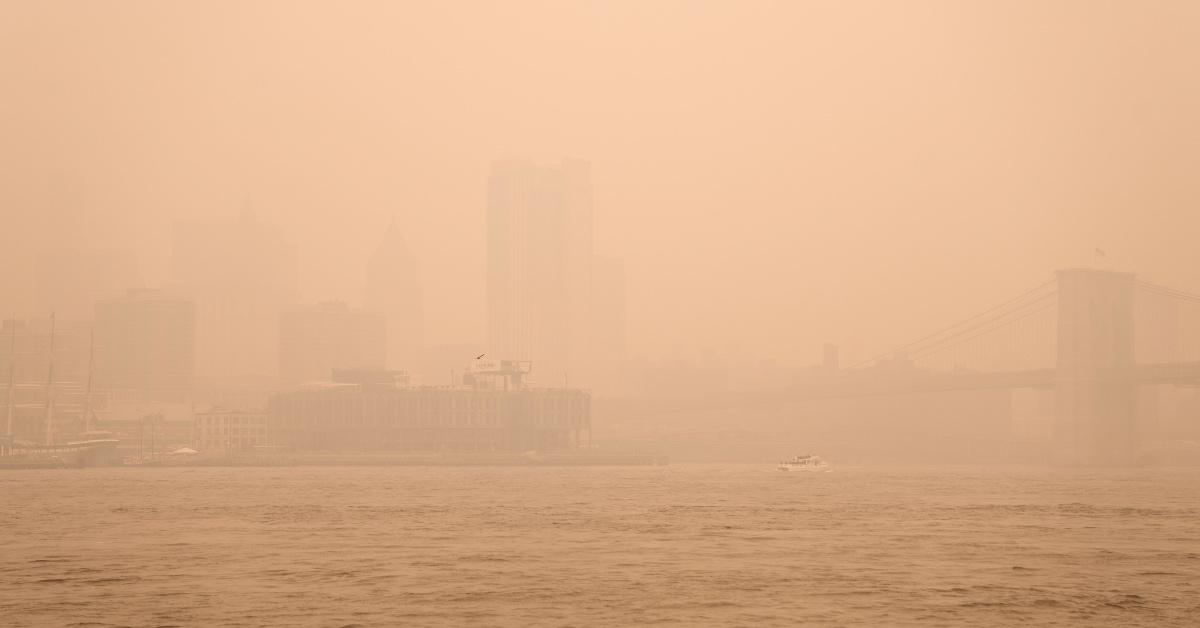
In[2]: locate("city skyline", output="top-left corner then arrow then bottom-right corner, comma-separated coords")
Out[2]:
5,3 -> 1198,368
3,3 -> 1199,625
0,159 -> 630,391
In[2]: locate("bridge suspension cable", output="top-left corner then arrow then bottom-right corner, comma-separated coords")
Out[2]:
1137,280 -> 1200,304
905,292 -> 1058,363
1135,279 -> 1200,365
850,278 -> 1058,369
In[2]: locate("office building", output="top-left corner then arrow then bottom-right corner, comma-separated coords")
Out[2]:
591,255 -> 627,395
365,219 -> 423,371
268,366 -> 590,452
486,158 -> 592,387
279,301 -> 385,385
34,248 -> 141,320
94,288 -> 195,397
173,209 -> 297,378
194,408 -> 269,452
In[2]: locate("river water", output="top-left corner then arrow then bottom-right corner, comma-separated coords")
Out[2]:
2,465 -> 1198,627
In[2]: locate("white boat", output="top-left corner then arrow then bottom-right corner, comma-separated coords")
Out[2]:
777,454 -> 829,471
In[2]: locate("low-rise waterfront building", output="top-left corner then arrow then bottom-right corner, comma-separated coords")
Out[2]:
267,364 -> 590,452
194,408 -> 269,452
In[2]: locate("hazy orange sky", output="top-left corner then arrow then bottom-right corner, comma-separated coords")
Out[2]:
2,1 -> 1198,364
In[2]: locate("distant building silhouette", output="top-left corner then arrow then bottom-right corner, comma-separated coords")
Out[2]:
487,158 -> 593,387
420,343 -> 481,388
194,408 -> 268,453
172,209 -> 297,378
94,288 -> 195,399
591,255 -> 627,394
365,218 -> 423,371
279,301 -> 385,385
34,248 -> 141,320
268,374 -> 590,452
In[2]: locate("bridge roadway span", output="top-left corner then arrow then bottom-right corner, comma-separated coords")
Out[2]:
628,361 -> 1200,415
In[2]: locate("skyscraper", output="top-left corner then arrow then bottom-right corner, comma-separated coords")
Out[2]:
486,158 -> 593,387
591,254 -> 627,395
93,288 -> 195,397
34,248 -> 141,320
365,219 -> 423,371
172,209 -> 297,378
278,301 -> 385,385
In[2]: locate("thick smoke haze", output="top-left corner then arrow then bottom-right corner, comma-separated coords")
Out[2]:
5,3 -> 1200,626
4,1 -> 1198,365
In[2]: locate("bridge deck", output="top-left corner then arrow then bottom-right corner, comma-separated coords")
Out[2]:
626,361 -> 1200,415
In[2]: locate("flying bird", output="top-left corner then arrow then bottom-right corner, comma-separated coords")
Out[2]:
476,353 -> 486,360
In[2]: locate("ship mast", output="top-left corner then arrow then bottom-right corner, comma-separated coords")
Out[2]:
43,313 -> 56,445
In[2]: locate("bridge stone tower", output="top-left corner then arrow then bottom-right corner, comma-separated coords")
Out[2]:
1054,268 -> 1138,466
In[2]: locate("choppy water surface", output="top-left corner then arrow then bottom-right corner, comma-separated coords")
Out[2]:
2,465 -> 1198,627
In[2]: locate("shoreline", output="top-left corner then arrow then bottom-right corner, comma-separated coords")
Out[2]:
2,451 -> 669,469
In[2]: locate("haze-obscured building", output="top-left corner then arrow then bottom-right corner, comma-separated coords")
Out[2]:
34,248 -> 141,320
93,288 -> 195,399
278,301 -> 385,385
591,255 -> 627,395
419,343 -> 483,388
268,365 -> 590,452
173,209 -> 297,378
194,408 -> 269,452
487,158 -> 593,388
366,219 -> 423,373
191,375 -> 277,415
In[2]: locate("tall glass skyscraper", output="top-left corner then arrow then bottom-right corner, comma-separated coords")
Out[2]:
486,158 -> 592,387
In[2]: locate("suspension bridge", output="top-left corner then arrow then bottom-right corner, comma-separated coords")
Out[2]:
645,268 -> 1200,466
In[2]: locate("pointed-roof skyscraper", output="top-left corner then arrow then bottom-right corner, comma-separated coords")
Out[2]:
366,217 -> 423,372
